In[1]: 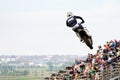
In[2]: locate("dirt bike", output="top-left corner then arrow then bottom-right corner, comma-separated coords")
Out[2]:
76,28 -> 93,49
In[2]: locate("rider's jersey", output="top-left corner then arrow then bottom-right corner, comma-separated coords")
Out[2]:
66,15 -> 84,27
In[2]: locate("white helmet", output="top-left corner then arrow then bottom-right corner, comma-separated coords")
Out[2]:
67,12 -> 73,17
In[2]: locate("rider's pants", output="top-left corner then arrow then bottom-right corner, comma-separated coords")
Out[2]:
72,23 -> 84,32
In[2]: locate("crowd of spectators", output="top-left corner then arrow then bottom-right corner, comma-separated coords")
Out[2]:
72,39 -> 120,80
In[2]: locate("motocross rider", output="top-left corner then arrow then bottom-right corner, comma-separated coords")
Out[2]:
66,12 -> 90,42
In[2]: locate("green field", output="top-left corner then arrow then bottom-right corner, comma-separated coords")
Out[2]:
0,66 -> 51,80
0,66 -> 61,80
0,59 -> 73,80
0,76 -> 43,80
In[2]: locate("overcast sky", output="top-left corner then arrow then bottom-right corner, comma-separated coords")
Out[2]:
0,0 -> 120,56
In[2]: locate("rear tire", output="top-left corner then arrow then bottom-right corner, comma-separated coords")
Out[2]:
83,36 -> 93,49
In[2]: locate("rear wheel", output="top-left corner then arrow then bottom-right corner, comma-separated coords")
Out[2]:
83,36 -> 93,49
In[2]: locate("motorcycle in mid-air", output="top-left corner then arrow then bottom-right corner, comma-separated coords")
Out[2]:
76,26 -> 93,49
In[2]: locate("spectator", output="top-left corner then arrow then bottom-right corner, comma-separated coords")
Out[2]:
107,55 -> 112,64
86,53 -> 92,63
97,45 -> 103,53
117,48 -> 120,60
84,62 -> 91,76
90,64 -> 95,80
109,40 -> 116,48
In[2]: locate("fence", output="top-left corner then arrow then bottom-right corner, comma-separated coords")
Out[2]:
44,62 -> 120,80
